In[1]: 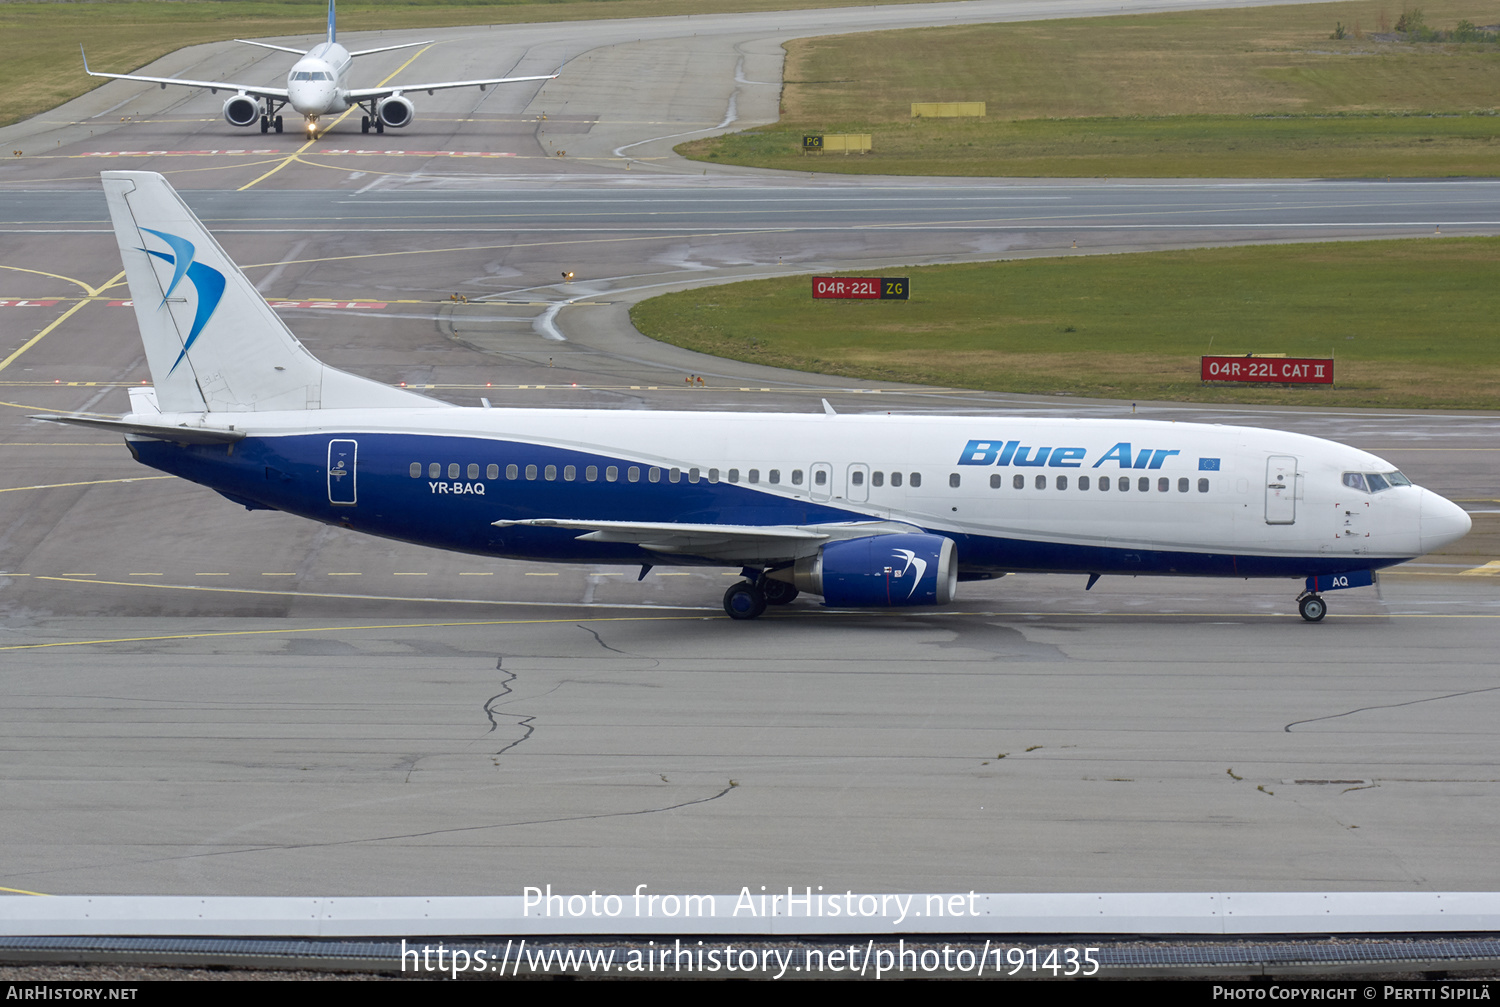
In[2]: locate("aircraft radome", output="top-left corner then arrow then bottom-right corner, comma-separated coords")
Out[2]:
39,172 -> 1472,622
82,0 -> 555,136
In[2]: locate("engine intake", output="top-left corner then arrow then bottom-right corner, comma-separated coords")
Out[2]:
223,95 -> 264,128
776,533 -> 958,608
376,95 -> 414,128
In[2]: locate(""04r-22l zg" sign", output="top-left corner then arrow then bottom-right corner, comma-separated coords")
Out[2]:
812,276 -> 910,300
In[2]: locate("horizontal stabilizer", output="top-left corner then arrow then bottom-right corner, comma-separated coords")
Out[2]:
34,414 -> 246,445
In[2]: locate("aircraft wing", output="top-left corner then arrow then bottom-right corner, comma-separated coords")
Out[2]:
345,73 -> 555,101
82,49 -> 288,101
493,518 -> 920,564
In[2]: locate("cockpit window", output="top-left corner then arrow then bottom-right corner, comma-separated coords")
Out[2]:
1342,470 -> 1410,494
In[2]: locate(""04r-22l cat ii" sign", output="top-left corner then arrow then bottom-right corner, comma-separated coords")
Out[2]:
1201,356 -> 1333,384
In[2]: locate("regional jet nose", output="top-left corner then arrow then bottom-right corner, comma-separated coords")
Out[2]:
1420,489 -> 1472,553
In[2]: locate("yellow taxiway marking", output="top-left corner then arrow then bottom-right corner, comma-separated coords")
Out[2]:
392,572 -> 427,576
128,573 -> 163,577
0,270 -> 125,376
262,572 -> 297,577
1458,560 -> 1500,576
0,886 -> 51,897
458,571 -> 492,576
524,571 -> 559,576
0,475 -> 173,494
195,573 -> 229,577
237,43 -> 436,191
327,572 -> 362,576
0,612 -> 711,652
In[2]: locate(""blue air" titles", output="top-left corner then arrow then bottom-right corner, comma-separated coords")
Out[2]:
958,440 -> 1181,470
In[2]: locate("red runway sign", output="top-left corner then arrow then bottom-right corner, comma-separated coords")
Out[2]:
1201,356 -> 1334,384
812,277 -> 909,300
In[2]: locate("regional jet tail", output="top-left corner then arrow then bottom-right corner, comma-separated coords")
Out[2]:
40,172 -> 1473,623
82,0 -> 556,136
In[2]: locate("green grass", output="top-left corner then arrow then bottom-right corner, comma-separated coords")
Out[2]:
679,1 -> 1500,177
0,0 -> 943,129
629,238 -> 1500,409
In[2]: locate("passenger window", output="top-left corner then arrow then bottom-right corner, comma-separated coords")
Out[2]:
448,463 -> 460,479
990,474 -> 1002,489
429,462 -> 440,479
544,465 -> 556,481
708,468 -> 719,483
506,463 -> 518,480
1139,477 -> 1150,493
487,463 -> 499,480
850,471 -> 862,486
648,467 -> 660,483
1158,477 -> 1169,492
586,465 -> 598,482
949,473 -> 961,488
728,469 -> 739,483
564,465 -> 576,482
1057,475 -> 1068,490
689,468 -> 700,484
525,464 -> 537,480
769,469 -> 780,484
467,463 -> 479,480
409,462 -> 421,478
1079,475 -> 1090,491
1178,477 -> 1188,493
1013,474 -> 1024,489
890,472 -> 901,488
1100,476 -> 1110,491
1198,478 -> 1209,493
1035,475 -> 1047,490
749,469 -> 760,484
606,465 -> 618,482
816,470 -> 828,486
910,473 -> 922,488
628,466 -> 641,483
669,467 -> 681,483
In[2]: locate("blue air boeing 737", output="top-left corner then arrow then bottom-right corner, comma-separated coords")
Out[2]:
39,172 -> 1473,621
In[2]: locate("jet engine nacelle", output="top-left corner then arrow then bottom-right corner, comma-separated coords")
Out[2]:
376,95 -> 415,128
778,533 -> 958,608
223,95 -> 264,128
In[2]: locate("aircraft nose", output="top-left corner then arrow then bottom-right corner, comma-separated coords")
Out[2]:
1420,489 -> 1472,553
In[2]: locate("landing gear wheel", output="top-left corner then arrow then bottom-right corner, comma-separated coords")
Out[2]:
375,119 -> 385,134
1299,594 -> 1327,623
723,582 -> 767,620
259,115 -> 269,134
761,580 -> 798,606
274,115 -> 283,133
361,115 -> 370,134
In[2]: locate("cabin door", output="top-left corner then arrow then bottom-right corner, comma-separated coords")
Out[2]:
1265,455 -> 1296,525
846,463 -> 869,503
328,439 -> 358,506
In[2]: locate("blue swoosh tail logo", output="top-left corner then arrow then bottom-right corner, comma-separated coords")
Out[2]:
139,227 -> 226,374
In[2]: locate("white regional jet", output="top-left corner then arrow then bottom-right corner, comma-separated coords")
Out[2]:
82,0 -> 555,136
42,172 -> 1473,622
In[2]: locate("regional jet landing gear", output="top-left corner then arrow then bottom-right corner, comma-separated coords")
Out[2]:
259,114 -> 283,134
360,115 -> 384,134
722,568 -> 799,620
1296,591 -> 1327,623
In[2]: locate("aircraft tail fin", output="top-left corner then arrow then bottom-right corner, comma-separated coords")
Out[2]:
102,171 -> 443,413
328,0 -> 337,45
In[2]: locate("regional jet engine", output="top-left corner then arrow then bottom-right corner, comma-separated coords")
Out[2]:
223,95 -> 264,128
376,95 -> 415,128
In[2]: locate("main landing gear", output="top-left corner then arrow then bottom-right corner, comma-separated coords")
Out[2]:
259,115 -> 283,134
360,115 -> 384,134
722,570 -> 799,620
1296,592 -> 1327,623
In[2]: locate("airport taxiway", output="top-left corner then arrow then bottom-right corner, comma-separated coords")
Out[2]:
0,1 -> 1497,900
